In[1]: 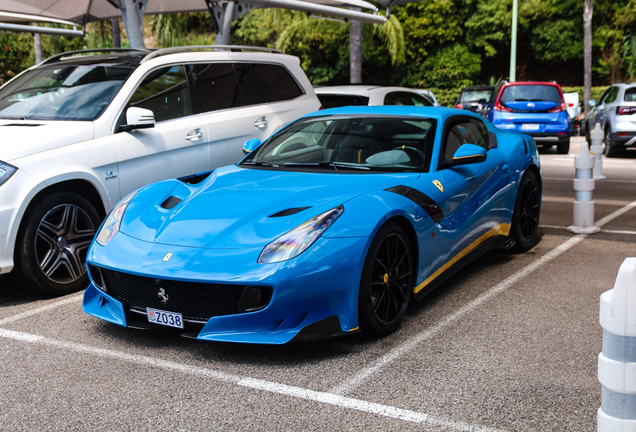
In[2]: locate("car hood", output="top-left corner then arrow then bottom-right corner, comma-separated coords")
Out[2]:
0,120 -> 94,162
120,165 -> 419,249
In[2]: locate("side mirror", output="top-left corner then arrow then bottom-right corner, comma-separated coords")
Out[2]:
243,138 -> 262,155
121,107 -> 155,132
447,144 -> 487,167
589,99 -> 597,108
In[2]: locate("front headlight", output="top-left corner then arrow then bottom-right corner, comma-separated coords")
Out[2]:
0,161 -> 17,187
258,205 -> 344,264
96,192 -> 137,246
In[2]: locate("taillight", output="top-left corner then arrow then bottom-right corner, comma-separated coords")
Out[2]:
548,102 -> 566,113
616,106 -> 636,115
494,102 -> 512,112
567,103 -> 575,107
456,103 -> 463,109
618,132 -> 628,137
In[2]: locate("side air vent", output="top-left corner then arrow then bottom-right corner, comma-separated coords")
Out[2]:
160,196 -> 182,209
270,207 -> 311,218
386,185 -> 444,223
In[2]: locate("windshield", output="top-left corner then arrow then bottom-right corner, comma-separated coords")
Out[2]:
501,85 -> 561,104
0,65 -> 134,121
460,89 -> 493,103
242,116 -> 436,173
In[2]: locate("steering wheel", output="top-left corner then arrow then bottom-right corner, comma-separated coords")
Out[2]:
393,146 -> 426,165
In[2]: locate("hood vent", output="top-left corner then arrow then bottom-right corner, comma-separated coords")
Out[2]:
270,207 -> 311,218
160,196 -> 183,210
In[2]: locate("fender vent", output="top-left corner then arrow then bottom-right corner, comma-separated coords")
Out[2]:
270,207 -> 311,218
160,196 -> 182,209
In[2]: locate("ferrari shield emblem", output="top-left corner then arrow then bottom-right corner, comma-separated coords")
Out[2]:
433,180 -> 443,192
162,253 -> 173,262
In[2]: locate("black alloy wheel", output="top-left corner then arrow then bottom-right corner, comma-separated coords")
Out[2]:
510,170 -> 541,252
14,191 -> 101,296
359,223 -> 414,335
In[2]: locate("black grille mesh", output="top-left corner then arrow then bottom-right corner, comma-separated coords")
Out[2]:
98,267 -> 264,321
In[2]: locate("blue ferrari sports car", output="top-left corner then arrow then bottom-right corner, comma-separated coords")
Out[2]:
83,106 -> 541,344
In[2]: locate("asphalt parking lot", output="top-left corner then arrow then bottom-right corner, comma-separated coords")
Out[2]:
1,136 -> 634,431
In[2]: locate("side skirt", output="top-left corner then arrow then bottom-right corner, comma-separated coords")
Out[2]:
414,235 -> 512,301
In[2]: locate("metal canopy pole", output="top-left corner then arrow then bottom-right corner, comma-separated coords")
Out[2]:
509,0 -> 518,82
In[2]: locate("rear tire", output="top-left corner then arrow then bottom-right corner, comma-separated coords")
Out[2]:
556,139 -> 570,154
358,223 -> 414,336
511,170 -> 541,252
604,126 -> 620,157
13,191 -> 100,296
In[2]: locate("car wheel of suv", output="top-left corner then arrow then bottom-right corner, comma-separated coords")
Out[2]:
14,191 -> 101,296
511,170 -> 541,252
604,126 -> 620,157
556,139 -> 570,154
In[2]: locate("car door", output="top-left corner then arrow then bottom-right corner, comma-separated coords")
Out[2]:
595,86 -> 618,128
430,117 -> 513,265
115,64 -> 210,197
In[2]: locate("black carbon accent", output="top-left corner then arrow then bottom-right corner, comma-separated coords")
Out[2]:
97,267 -> 272,321
386,185 -> 444,223
160,196 -> 182,209
290,315 -> 345,342
270,207 -> 311,217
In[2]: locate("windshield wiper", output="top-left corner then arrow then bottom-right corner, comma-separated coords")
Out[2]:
241,161 -> 279,167
283,162 -> 370,171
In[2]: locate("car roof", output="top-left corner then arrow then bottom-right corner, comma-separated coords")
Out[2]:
314,85 -> 418,96
302,105 -> 480,122
37,51 -> 147,68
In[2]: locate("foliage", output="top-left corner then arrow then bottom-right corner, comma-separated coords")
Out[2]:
622,34 -> 636,81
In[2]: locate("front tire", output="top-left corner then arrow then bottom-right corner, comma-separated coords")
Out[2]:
511,170 -> 541,252
358,223 -> 414,336
13,191 -> 100,296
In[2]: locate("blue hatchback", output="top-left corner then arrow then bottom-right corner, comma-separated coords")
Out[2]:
486,81 -> 571,154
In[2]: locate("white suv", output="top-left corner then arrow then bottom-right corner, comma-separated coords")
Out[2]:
0,46 -> 321,295
586,83 -> 636,157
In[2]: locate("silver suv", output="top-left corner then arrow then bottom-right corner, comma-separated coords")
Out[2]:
0,46 -> 320,295
586,83 -> 636,157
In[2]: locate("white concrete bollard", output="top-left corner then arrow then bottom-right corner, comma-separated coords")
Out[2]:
598,258 -> 636,431
591,122 -> 607,180
567,140 -> 601,234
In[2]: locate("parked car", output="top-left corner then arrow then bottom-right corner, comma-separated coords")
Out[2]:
412,88 -> 440,106
83,106 -> 541,344
314,85 -> 433,108
563,92 -> 582,135
455,85 -> 495,116
485,81 -> 571,154
0,46 -> 321,295
585,83 -> 636,157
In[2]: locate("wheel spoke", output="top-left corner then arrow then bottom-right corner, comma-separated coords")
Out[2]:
389,281 -> 408,302
39,249 -> 62,278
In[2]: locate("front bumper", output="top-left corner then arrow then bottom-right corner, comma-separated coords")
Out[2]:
83,232 -> 369,344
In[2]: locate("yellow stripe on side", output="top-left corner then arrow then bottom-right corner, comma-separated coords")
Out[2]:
348,327 -> 360,332
414,223 -> 511,294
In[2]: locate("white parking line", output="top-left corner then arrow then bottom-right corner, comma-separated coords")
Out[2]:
0,292 -> 82,326
328,199 -> 636,396
0,327 -> 507,432
544,178 -> 636,184
540,225 -> 636,235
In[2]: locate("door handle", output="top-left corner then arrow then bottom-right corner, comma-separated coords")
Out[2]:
186,128 -> 203,142
254,116 -> 268,129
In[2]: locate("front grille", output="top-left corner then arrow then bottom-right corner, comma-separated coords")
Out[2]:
98,267 -> 269,321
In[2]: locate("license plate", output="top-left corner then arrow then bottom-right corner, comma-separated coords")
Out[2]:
147,308 -> 184,329
521,123 -> 540,131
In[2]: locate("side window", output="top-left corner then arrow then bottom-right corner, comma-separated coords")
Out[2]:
234,63 -> 265,106
441,119 -> 488,164
384,92 -> 433,106
609,86 -> 620,103
600,87 -> 613,105
189,63 -> 241,113
253,63 -> 304,103
129,65 -> 191,122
